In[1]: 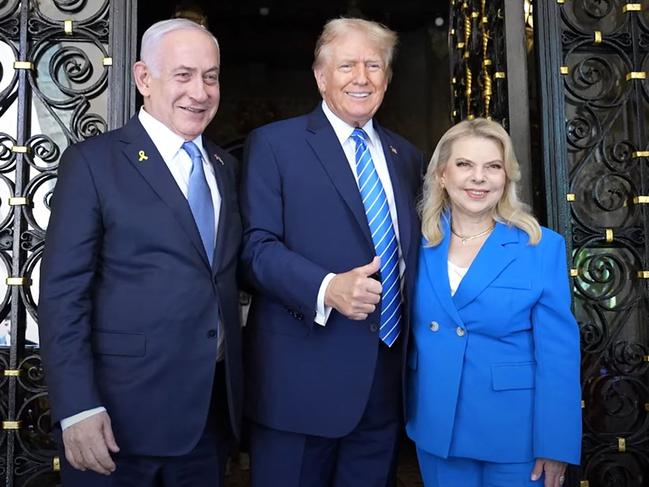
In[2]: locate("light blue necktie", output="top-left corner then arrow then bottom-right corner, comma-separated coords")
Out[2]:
182,141 -> 215,265
350,128 -> 401,347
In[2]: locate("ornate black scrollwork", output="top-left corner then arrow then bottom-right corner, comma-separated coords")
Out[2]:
566,108 -> 603,150
0,134 -> 17,171
53,0 -> 89,13
449,0 -> 508,124
0,1 -> 125,485
579,0 -> 615,20
50,46 -> 95,91
70,99 -> 106,140
557,0 -> 649,485
24,135 -> 60,170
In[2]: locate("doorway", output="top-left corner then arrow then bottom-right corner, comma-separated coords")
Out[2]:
137,0 -> 451,160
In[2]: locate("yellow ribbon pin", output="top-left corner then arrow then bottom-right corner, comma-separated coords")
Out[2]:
138,150 -> 148,162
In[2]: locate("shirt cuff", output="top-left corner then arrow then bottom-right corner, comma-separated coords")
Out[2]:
60,406 -> 106,430
315,273 -> 336,326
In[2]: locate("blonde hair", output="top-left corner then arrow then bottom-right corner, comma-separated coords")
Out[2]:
420,118 -> 541,246
312,18 -> 398,80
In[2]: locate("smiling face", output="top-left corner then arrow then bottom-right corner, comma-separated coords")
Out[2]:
314,29 -> 389,127
440,135 -> 507,222
133,28 -> 220,140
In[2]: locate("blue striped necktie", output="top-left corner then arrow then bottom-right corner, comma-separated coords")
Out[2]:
350,128 -> 401,347
182,141 -> 215,265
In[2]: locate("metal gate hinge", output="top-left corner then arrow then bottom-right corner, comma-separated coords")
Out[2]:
13,61 -> 33,70
9,197 -> 31,206
626,72 -> 646,81
623,4 -> 642,13
5,277 -> 31,286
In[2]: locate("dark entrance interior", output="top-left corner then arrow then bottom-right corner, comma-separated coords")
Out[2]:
138,0 -> 451,160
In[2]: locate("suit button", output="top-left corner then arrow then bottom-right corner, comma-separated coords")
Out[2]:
207,329 -> 217,338
429,321 -> 439,332
369,323 -> 378,333
456,327 -> 465,337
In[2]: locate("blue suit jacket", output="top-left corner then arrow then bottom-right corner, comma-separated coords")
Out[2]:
240,106 -> 424,437
39,116 -> 243,456
406,219 -> 581,464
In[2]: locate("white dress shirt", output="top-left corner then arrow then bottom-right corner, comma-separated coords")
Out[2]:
315,101 -> 405,325
61,108 -> 224,430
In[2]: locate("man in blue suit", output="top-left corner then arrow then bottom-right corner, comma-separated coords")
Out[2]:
39,19 -> 242,486
240,17 -> 424,486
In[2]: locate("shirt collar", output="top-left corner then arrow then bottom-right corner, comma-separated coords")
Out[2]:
320,100 -> 379,148
138,107 -> 205,161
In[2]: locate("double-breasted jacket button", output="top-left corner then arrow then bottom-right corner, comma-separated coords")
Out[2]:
456,326 -> 465,337
429,321 -> 440,332
369,323 -> 378,333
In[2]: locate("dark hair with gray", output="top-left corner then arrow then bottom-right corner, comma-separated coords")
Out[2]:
140,18 -> 219,75
312,18 -> 398,78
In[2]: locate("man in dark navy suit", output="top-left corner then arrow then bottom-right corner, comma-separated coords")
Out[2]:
241,17 -> 424,487
39,18 -> 242,486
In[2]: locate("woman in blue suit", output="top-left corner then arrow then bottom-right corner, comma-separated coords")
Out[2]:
406,118 -> 581,487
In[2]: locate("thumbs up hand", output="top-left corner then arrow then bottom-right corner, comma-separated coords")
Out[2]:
324,256 -> 382,320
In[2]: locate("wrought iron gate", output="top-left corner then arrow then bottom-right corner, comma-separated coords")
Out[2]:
0,1 -> 135,485
452,1 -> 649,486
537,1 -> 649,486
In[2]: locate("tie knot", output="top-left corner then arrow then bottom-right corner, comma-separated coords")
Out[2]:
182,141 -> 202,162
350,128 -> 368,145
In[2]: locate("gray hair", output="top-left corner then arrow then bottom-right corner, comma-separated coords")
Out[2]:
140,18 -> 220,75
313,18 -> 398,79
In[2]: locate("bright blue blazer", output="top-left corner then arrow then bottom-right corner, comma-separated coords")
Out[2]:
406,219 -> 581,464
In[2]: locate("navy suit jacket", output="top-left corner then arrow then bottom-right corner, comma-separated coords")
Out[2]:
240,106 -> 424,437
39,116 -> 243,456
406,219 -> 582,464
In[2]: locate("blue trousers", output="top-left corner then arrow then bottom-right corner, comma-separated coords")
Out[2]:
60,429 -> 231,487
249,341 -> 403,487
59,363 -> 231,487
416,448 -> 543,487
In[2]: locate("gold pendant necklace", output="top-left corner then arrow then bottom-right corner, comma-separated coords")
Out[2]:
451,222 -> 495,245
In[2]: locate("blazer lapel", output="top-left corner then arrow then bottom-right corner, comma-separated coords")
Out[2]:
376,123 -> 412,265
205,142 -> 227,273
305,107 -> 374,248
421,219 -> 464,326
452,222 -> 521,311
120,117 -> 210,268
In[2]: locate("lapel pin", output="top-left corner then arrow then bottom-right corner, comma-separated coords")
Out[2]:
214,154 -> 224,166
138,150 -> 148,162
389,145 -> 398,155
